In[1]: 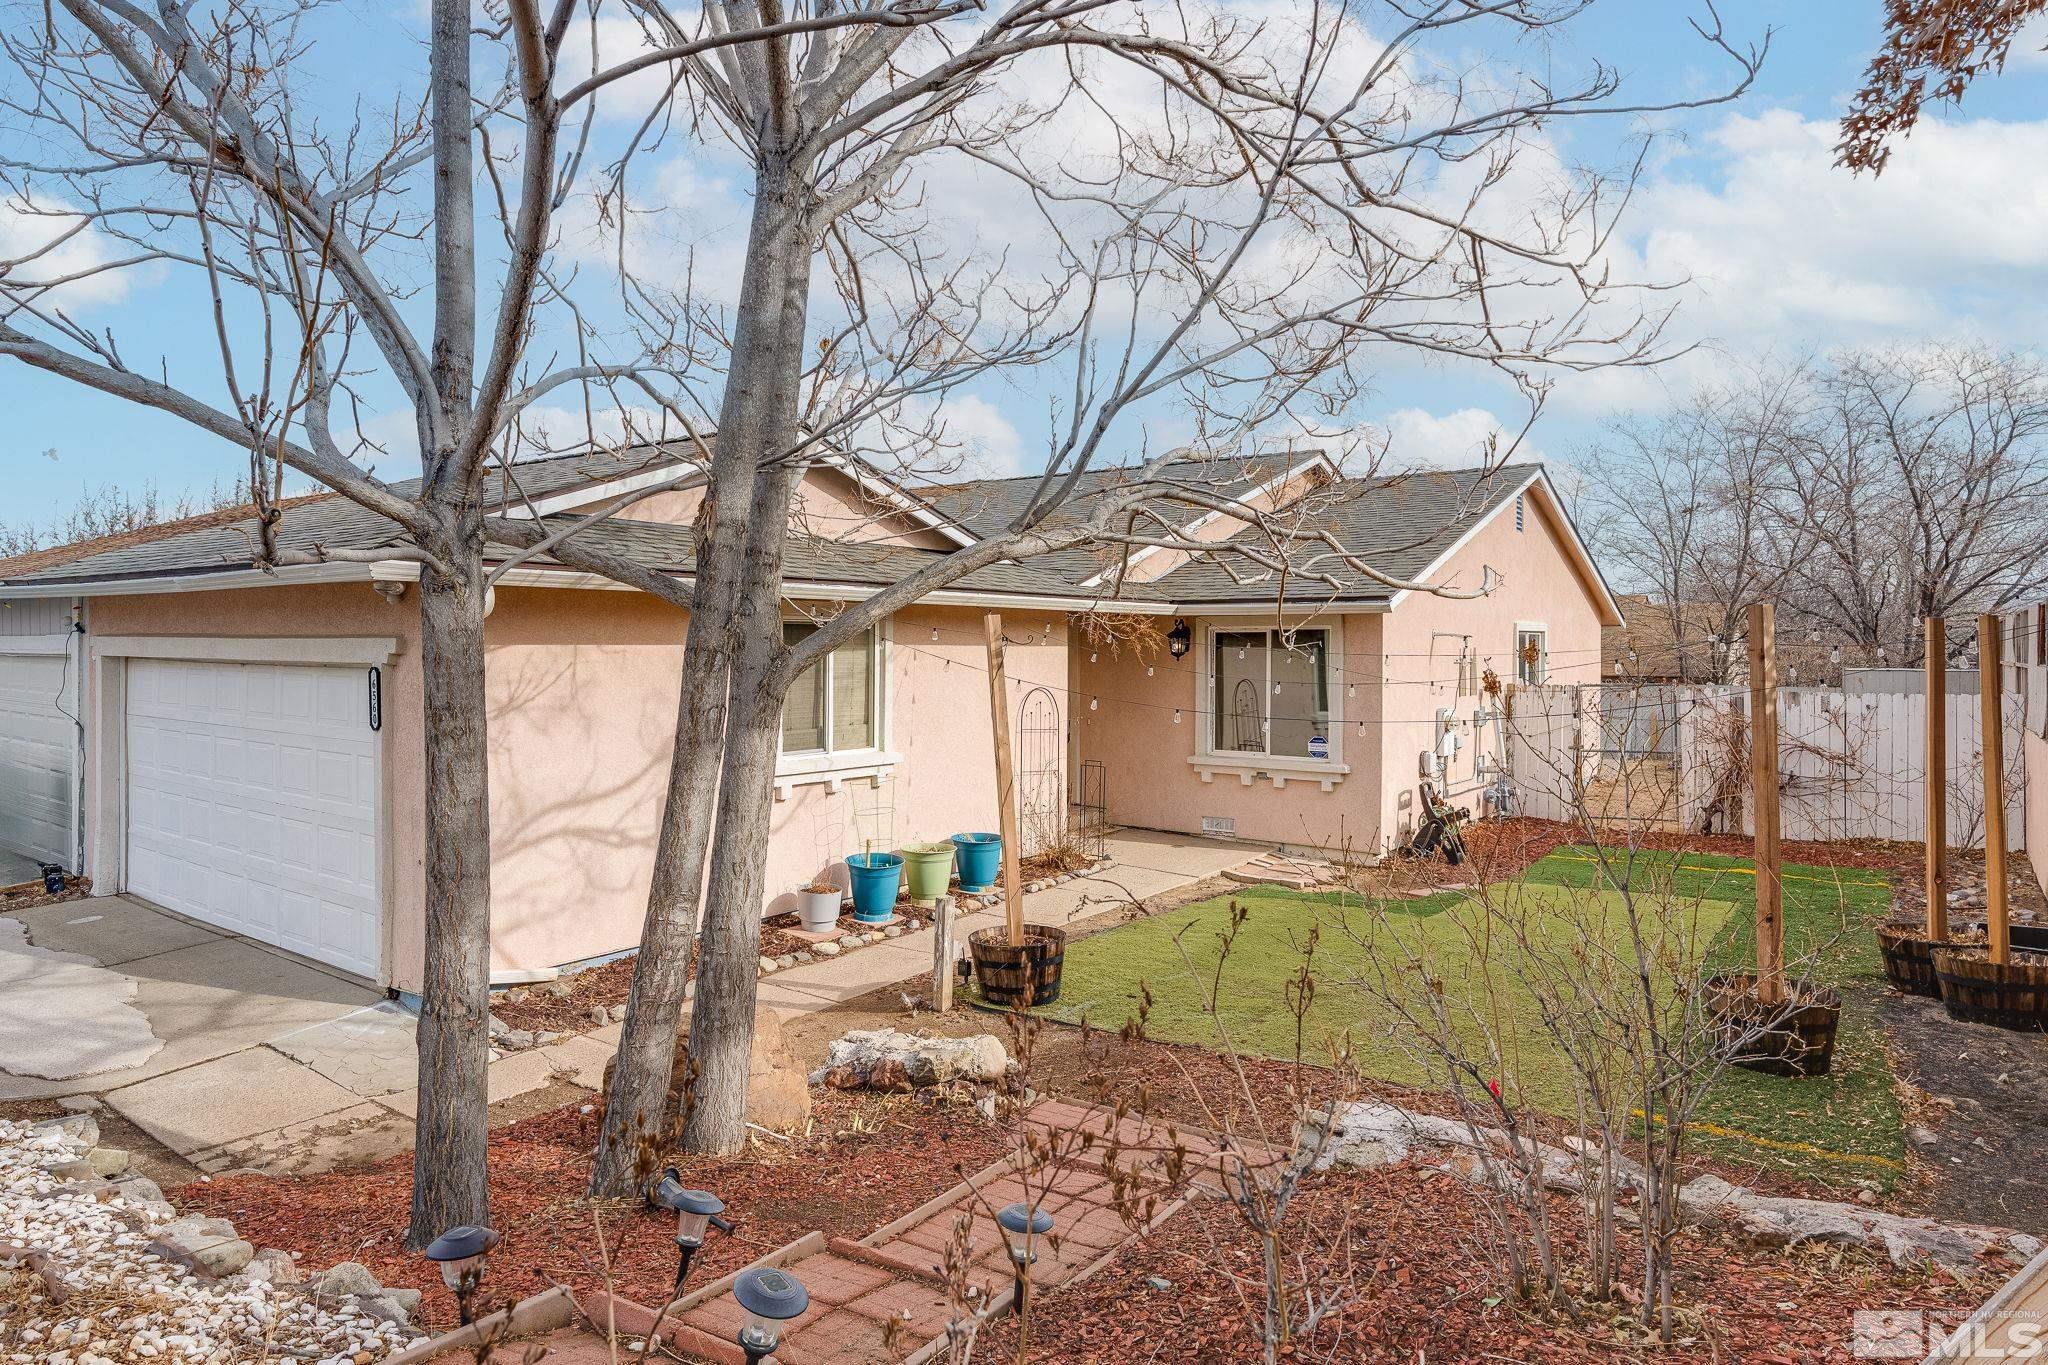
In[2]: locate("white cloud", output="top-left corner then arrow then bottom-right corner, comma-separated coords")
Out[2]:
1374,407 -> 1540,474
0,196 -> 131,310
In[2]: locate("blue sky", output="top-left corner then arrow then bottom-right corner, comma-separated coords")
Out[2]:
6,0 -> 2048,524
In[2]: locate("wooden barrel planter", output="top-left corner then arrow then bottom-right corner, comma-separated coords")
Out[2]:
1931,947 -> 2048,1031
1703,972 -> 1843,1078
1875,924 -> 1942,997
968,924 -> 1067,1008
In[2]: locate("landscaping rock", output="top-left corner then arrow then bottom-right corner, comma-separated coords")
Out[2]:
242,1248 -> 302,1285
31,1114 -> 97,1146
838,934 -> 864,949
1677,1175 -> 2027,1271
814,941 -> 841,957
759,955 -> 778,974
57,1095 -> 103,1114
499,1028 -> 537,1051
599,1005 -> 811,1134
775,954 -> 797,969
88,1145 -> 131,1177
811,1028 -> 1010,1091
1302,1101 -> 2031,1274
589,1005 -> 611,1025
354,1292 -> 417,1328
543,979 -> 574,998
147,1215 -> 255,1279
305,1261 -> 383,1301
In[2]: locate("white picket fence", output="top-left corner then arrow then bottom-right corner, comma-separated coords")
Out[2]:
1505,682 -> 2027,849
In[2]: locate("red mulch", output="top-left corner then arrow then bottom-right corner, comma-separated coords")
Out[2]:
1455,817 -> 1928,882
977,1163 -> 1986,1363
177,1091 -> 1007,1336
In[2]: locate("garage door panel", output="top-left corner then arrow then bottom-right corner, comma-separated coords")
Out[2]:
127,658 -> 379,979
0,650 -> 77,866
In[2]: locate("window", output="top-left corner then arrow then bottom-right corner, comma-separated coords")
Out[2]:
1516,628 -> 1547,686
1212,629 -> 1330,760
781,621 -> 877,756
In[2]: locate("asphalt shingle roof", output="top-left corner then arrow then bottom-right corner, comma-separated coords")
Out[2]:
0,444 -> 1552,611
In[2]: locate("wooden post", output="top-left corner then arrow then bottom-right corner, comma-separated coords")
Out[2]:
1747,602 -> 1785,1005
1980,614 -> 2010,966
1925,617 -> 1949,942
930,896 -> 957,1012
983,613 -> 1026,948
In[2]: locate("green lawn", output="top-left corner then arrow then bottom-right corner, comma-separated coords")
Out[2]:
1039,848 -> 1904,1188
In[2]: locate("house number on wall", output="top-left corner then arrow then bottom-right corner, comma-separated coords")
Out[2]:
367,667 -> 382,732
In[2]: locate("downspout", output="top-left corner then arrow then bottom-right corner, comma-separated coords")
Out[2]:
68,598 -> 87,876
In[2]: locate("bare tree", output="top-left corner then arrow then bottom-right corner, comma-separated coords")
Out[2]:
0,0 -> 739,1243
586,0 -> 1768,1184
1581,368 -> 1812,684
1782,346 -> 2048,663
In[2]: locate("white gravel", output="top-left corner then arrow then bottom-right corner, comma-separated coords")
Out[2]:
0,1119 -> 406,1364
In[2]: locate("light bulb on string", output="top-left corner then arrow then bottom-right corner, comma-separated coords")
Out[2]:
1089,696 -> 1099,711
930,627 -> 939,642
1173,710 -> 1182,725
1090,652 -> 1098,664
1238,647 -> 1246,660
1146,665 -> 1154,677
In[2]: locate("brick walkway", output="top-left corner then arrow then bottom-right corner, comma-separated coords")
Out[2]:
560,1097 -> 1269,1365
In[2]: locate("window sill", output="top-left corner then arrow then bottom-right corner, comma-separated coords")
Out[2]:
773,750 -> 900,801
1189,753 -> 1349,792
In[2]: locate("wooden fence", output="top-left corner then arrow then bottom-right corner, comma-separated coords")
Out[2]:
1506,682 -> 2027,848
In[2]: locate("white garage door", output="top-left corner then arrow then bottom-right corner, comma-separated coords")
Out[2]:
126,658 -> 380,978
0,646 -> 77,868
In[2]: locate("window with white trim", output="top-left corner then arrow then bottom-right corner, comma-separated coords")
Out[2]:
781,622 -> 878,755
1212,628 -> 1331,760
1516,628 -> 1548,686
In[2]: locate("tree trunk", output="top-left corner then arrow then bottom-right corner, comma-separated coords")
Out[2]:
408,521 -> 494,1247
586,496 -> 744,1196
680,463 -> 802,1155
591,158 -> 815,1178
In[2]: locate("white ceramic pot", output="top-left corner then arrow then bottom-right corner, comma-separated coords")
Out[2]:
798,887 -> 842,933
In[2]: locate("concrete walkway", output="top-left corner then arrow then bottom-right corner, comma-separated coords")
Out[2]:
0,831 -> 1252,1176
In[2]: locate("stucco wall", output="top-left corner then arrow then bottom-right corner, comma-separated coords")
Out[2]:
84,583 -> 428,988
482,591 -> 1069,977
1376,487 -> 1606,848
1072,613 -> 1381,854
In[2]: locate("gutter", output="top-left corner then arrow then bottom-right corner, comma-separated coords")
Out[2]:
1,555 -> 1398,617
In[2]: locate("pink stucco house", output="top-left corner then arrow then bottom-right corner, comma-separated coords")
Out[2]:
0,445 -> 1619,994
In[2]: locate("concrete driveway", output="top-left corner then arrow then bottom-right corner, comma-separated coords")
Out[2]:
0,895 -> 614,1174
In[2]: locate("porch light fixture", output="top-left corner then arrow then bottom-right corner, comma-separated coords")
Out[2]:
647,1168 -> 734,1296
1167,618 -> 1192,659
423,1224 -> 499,1325
733,1266 -> 809,1364
996,1202 -> 1055,1316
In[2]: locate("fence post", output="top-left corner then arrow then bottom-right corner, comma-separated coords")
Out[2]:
1925,617 -> 1948,942
983,612 -> 1027,948
1748,602 -> 1785,1005
931,896 -> 957,1012
1979,614 -> 2010,965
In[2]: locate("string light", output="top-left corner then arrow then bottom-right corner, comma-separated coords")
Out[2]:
1089,652 -> 1098,664
1089,696 -> 1099,711
930,627 -> 939,642
1146,665 -> 1154,676
1173,709 -> 1182,724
